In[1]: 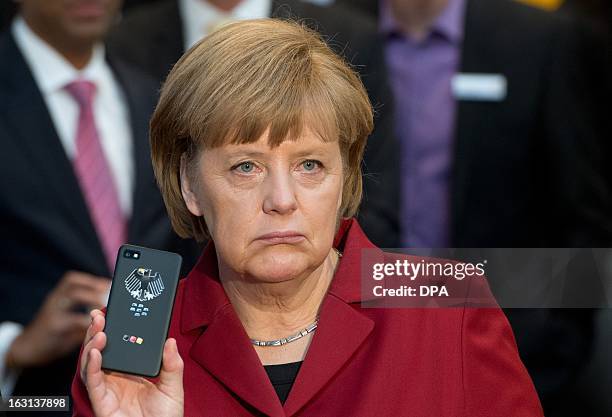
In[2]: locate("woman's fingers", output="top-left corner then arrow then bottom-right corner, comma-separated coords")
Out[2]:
81,312 -> 106,372
80,331 -> 107,383
85,309 -> 105,334
84,310 -> 105,345
90,308 -> 105,324
86,348 -> 109,409
157,338 -> 184,400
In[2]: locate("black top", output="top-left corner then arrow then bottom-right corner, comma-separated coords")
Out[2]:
263,361 -> 303,405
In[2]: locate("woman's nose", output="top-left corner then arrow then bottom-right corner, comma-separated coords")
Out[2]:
262,170 -> 298,215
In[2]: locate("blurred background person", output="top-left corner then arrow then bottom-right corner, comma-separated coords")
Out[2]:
0,0 -> 199,414
335,0 -> 610,416
105,0 -> 401,248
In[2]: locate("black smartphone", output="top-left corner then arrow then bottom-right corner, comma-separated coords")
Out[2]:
101,244 -> 182,377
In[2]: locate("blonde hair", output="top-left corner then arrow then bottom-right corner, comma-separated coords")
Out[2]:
150,18 -> 373,241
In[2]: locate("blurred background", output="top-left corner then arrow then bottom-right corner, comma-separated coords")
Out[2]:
0,0 -> 610,416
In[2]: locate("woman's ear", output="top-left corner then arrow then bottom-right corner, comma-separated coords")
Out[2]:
180,153 -> 204,217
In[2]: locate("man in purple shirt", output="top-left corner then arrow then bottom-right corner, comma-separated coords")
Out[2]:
375,1 -> 611,416
381,0 -> 465,248
378,0 -> 609,248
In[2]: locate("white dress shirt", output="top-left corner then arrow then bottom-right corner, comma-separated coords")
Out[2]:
179,0 -> 271,50
0,322 -> 23,398
0,17 -> 134,397
12,17 -> 134,215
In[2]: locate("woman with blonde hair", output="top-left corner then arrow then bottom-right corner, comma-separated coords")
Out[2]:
72,18 -> 542,417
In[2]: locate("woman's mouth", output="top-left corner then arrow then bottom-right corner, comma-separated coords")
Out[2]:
255,231 -> 306,244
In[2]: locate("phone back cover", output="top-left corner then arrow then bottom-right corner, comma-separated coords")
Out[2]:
102,244 -> 182,377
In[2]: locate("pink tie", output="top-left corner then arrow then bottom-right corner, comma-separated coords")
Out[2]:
66,80 -> 127,273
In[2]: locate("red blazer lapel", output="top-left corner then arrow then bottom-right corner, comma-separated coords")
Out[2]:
283,294 -> 374,416
190,305 -> 286,417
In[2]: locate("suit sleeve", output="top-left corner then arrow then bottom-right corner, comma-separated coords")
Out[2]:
354,35 -> 401,249
543,14 -> 612,246
461,282 -> 544,417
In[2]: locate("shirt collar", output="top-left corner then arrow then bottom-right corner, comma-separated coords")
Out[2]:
379,0 -> 466,44
11,16 -> 107,96
180,217 -> 380,333
179,0 -> 272,50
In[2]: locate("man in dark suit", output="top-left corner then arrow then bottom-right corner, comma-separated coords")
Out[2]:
347,0 -> 609,415
106,0 -> 401,249
0,0 -> 199,414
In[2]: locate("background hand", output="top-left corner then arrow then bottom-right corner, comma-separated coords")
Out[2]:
7,271 -> 111,368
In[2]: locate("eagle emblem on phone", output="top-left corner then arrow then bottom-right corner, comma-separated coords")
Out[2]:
125,268 -> 165,302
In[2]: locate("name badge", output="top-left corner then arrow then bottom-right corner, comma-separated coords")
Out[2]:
451,73 -> 507,101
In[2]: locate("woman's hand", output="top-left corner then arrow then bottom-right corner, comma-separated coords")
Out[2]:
80,309 -> 184,417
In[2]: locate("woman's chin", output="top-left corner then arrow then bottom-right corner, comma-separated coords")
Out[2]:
247,249 -> 314,283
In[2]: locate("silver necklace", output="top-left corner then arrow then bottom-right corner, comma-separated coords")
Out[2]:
250,317 -> 319,347
250,248 -> 342,347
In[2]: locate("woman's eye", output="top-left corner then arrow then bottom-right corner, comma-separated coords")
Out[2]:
236,162 -> 255,173
301,160 -> 321,171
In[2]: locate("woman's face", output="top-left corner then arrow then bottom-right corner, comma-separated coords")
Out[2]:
181,128 -> 344,283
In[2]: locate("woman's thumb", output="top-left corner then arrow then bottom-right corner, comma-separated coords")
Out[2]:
158,338 -> 184,398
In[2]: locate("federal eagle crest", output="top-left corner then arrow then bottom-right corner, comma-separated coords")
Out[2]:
125,268 -> 165,301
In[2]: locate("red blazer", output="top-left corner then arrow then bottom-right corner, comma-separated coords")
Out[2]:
72,218 -> 543,417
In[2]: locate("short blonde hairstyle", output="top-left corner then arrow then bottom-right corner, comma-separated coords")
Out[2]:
150,18 -> 373,242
